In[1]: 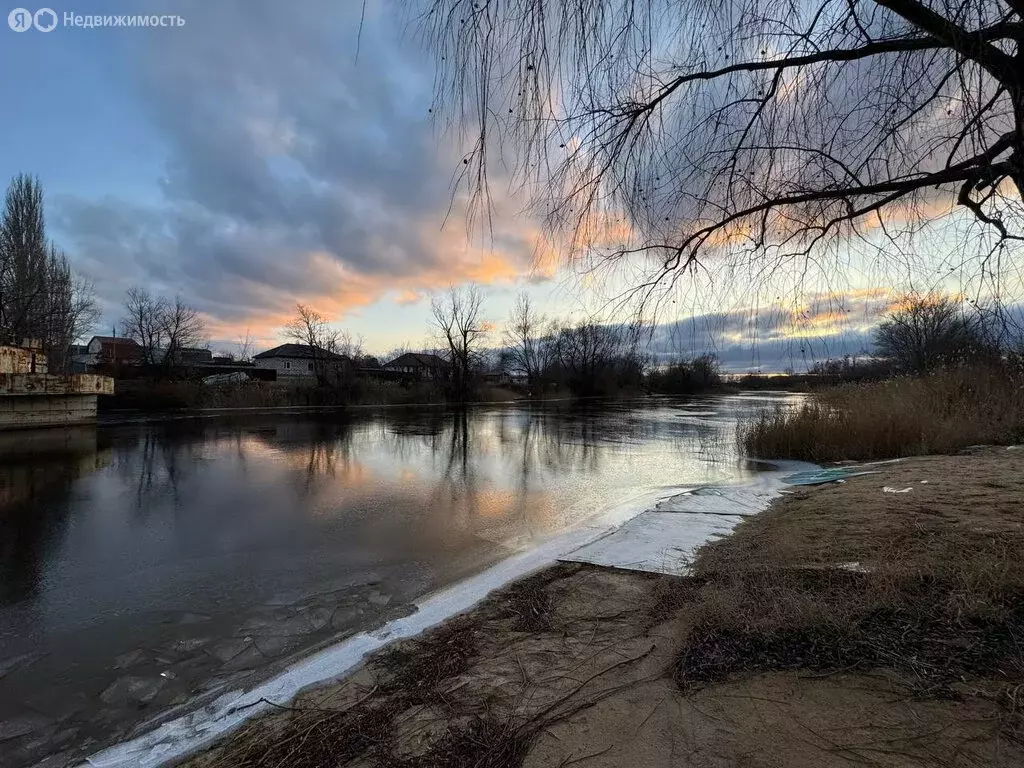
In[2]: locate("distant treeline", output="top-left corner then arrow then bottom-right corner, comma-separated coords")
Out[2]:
107,291 -> 1024,411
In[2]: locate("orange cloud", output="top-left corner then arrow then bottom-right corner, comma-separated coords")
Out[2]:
203,204 -> 545,344
394,289 -> 422,306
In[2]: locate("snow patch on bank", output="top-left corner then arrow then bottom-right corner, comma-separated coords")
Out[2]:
82,461 -> 815,768
561,460 -> 818,575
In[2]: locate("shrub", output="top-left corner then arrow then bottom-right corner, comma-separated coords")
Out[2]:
873,293 -> 999,374
647,354 -> 723,394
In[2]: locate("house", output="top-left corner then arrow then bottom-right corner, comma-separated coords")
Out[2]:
253,343 -> 352,381
150,346 -> 213,366
482,371 -> 515,386
383,352 -> 452,381
67,344 -> 91,373
85,336 -> 142,366
176,347 -> 213,366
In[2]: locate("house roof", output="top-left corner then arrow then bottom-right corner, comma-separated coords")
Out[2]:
254,343 -> 349,361
88,336 -> 142,358
384,352 -> 450,369
89,336 -> 140,347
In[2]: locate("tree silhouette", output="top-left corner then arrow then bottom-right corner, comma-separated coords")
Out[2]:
418,0 -> 1024,307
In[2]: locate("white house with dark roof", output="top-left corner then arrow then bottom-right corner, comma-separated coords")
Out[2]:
85,336 -> 142,366
253,343 -> 351,382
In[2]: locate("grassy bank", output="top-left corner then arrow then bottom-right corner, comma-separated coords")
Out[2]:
101,379 -> 523,412
677,450 -> 1024,698
183,450 -> 1024,767
739,366 -> 1024,462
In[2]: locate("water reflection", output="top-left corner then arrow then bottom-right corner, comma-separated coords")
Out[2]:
0,399 -> 776,619
0,396 -> 801,768
0,428 -> 110,604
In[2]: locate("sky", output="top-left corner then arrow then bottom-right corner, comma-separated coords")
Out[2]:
0,0 -> 988,371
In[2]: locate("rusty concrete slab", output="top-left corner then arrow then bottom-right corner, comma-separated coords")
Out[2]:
0,374 -> 114,396
0,345 -> 48,375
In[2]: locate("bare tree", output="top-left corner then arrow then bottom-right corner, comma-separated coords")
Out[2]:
418,0 -> 1024,306
41,248 -> 99,371
431,285 -> 487,401
503,292 -> 545,384
284,303 -> 349,387
161,296 -> 206,369
335,331 -> 365,360
0,174 -> 47,345
0,175 -> 98,369
550,321 -> 622,395
874,293 -> 990,372
236,329 -> 255,363
122,288 -> 205,371
122,288 -> 167,366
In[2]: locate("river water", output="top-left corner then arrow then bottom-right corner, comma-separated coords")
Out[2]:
0,394 -> 795,767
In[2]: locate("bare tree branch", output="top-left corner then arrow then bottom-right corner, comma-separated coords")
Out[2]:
414,0 -> 1024,309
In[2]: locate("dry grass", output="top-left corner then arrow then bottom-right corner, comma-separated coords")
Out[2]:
668,449 -> 1024,730
492,567 -> 567,632
376,619 -> 481,704
739,366 -> 1024,462
675,568 -> 1024,697
200,616 -> 495,768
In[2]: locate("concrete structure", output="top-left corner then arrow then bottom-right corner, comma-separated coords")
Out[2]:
0,345 -> 114,429
253,343 -> 352,382
383,352 -> 452,381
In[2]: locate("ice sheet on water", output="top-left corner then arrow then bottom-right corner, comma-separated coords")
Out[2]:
783,467 -> 880,486
559,511 -> 744,575
562,461 -> 818,575
0,715 -> 50,741
0,651 -> 42,679
82,528 -> 605,768
100,676 -> 166,707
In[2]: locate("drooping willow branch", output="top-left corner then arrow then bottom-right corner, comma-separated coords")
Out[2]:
411,0 -> 1024,303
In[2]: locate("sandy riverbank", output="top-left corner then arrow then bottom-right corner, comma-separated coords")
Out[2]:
177,447 -> 1024,767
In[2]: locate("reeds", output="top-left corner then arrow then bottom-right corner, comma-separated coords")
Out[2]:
739,366 -> 1024,462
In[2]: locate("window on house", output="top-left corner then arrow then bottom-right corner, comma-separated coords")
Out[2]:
308,362 -> 313,371
285,361 -> 290,370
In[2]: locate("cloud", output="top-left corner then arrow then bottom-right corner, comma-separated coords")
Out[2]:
52,0 -> 547,340
647,289 -> 900,371
394,290 -> 423,306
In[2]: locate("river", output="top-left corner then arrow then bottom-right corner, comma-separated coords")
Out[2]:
0,394 -> 796,767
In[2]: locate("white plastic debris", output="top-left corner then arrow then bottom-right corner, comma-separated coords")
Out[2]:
836,562 -> 870,573
882,486 -> 913,494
